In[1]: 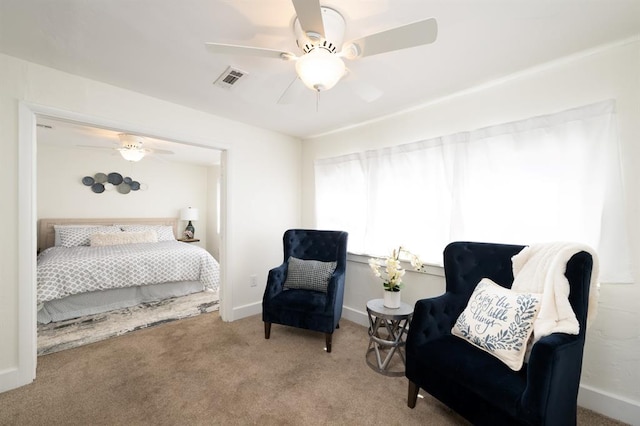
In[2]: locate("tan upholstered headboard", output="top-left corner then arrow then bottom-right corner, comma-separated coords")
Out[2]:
38,218 -> 178,251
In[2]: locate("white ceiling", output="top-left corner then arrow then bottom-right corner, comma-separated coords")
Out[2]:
1,0 -> 639,139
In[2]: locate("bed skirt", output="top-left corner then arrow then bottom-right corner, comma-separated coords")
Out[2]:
37,280 -> 205,324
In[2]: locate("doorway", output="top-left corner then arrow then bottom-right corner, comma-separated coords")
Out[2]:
18,103 -> 229,386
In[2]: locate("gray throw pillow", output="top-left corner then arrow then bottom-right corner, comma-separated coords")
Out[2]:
283,256 -> 337,293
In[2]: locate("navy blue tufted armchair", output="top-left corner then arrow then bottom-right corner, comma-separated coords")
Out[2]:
406,241 -> 593,425
262,229 -> 348,353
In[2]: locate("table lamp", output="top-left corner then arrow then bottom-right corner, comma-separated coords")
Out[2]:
180,207 -> 199,239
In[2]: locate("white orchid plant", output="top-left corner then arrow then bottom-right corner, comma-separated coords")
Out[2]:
368,246 -> 425,292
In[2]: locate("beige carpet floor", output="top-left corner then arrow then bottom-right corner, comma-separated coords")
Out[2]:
0,312 -> 627,426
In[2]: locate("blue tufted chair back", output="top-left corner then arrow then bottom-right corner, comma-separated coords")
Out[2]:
444,242 -> 522,292
438,242 -> 525,327
283,229 -> 348,270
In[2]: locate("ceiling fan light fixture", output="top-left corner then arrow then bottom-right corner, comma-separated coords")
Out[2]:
117,133 -> 147,162
295,47 -> 345,92
119,148 -> 146,162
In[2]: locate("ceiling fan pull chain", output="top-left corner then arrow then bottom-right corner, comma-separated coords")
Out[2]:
316,90 -> 320,113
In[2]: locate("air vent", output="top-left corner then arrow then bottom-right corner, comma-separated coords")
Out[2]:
214,66 -> 248,89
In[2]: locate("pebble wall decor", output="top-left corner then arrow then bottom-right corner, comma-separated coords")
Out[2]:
81,172 -> 145,194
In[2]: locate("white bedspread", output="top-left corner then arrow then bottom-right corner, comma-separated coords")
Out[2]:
37,241 -> 220,304
511,242 -> 599,343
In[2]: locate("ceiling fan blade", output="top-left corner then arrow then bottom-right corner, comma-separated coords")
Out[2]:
76,145 -> 115,151
205,42 -> 295,60
342,68 -> 383,103
345,79 -> 383,103
291,0 -> 325,38
147,148 -> 174,155
345,18 -> 437,59
277,77 -> 307,105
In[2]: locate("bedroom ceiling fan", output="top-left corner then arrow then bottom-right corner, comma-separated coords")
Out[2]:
205,0 -> 438,101
78,133 -> 174,162
115,134 -> 175,162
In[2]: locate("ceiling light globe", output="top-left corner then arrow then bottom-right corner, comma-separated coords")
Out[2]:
295,48 -> 345,92
119,149 -> 146,162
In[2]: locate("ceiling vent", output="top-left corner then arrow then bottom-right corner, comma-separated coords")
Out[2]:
214,66 -> 248,89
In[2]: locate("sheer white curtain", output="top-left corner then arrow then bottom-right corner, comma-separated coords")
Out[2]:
315,100 -> 631,282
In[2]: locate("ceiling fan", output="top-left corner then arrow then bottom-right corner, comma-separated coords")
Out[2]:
205,0 -> 437,102
79,134 -> 174,162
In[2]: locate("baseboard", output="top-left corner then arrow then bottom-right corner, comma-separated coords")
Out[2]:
231,303 -> 369,327
578,383 -> 640,425
0,367 -> 33,394
342,305 -> 368,328
231,301 -> 262,321
0,368 -> 17,393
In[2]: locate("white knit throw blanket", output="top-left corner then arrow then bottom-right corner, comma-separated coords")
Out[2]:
511,242 -> 600,343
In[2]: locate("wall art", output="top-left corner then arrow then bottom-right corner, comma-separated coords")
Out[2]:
81,172 -> 144,194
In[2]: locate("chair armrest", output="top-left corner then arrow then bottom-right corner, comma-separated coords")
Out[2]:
324,268 -> 346,310
263,263 -> 287,301
521,333 -> 585,423
407,293 -> 466,352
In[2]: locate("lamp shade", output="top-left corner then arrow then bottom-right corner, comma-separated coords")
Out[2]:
295,48 -> 345,92
180,207 -> 199,221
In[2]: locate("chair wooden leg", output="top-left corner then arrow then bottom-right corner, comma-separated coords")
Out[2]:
408,380 -> 419,408
325,333 -> 332,353
264,322 -> 271,339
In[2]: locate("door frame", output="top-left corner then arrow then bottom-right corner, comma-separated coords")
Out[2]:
17,102 -> 230,387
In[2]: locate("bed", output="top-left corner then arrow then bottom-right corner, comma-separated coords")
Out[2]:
37,218 -> 220,324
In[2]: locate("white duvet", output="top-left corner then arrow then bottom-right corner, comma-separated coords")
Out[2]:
37,241 -> 220,304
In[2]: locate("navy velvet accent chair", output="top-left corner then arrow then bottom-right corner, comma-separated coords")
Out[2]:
406,241 -> 594,425
262,229 -> 348,353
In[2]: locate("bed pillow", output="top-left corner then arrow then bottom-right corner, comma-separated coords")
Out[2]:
119,225 -> 176,241
54,224 -> 118,246
54,225 -> 121,247
90,230 -> 158,247
53,224 -> 90,247
283,256 -> 337,293
451,278 -> 542,371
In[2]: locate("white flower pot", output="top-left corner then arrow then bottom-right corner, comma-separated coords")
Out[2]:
383,290 -> 401,309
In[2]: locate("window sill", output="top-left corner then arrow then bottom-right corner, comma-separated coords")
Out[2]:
347,252 -> 445,278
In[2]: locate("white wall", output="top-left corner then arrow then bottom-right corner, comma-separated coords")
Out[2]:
301,38 -> 640,423
0,53 -> 301,392
37,144 -> 212,248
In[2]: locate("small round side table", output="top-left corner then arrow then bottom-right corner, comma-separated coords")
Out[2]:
365,298 -> 413,376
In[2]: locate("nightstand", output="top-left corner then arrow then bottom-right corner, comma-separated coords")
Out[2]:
177,238 -> 200,243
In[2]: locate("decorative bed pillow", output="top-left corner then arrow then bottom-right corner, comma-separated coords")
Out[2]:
283,256 -> 337,293
53,224 -> 97,246
451,278 -> 542,371
119,225 -> 175,241
90,230 -> 158,247
54,225 -> 121,247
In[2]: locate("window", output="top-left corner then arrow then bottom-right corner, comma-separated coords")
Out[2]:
315,100 -> 631,283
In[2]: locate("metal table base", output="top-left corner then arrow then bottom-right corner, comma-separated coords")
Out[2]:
365,298 -> 413,376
